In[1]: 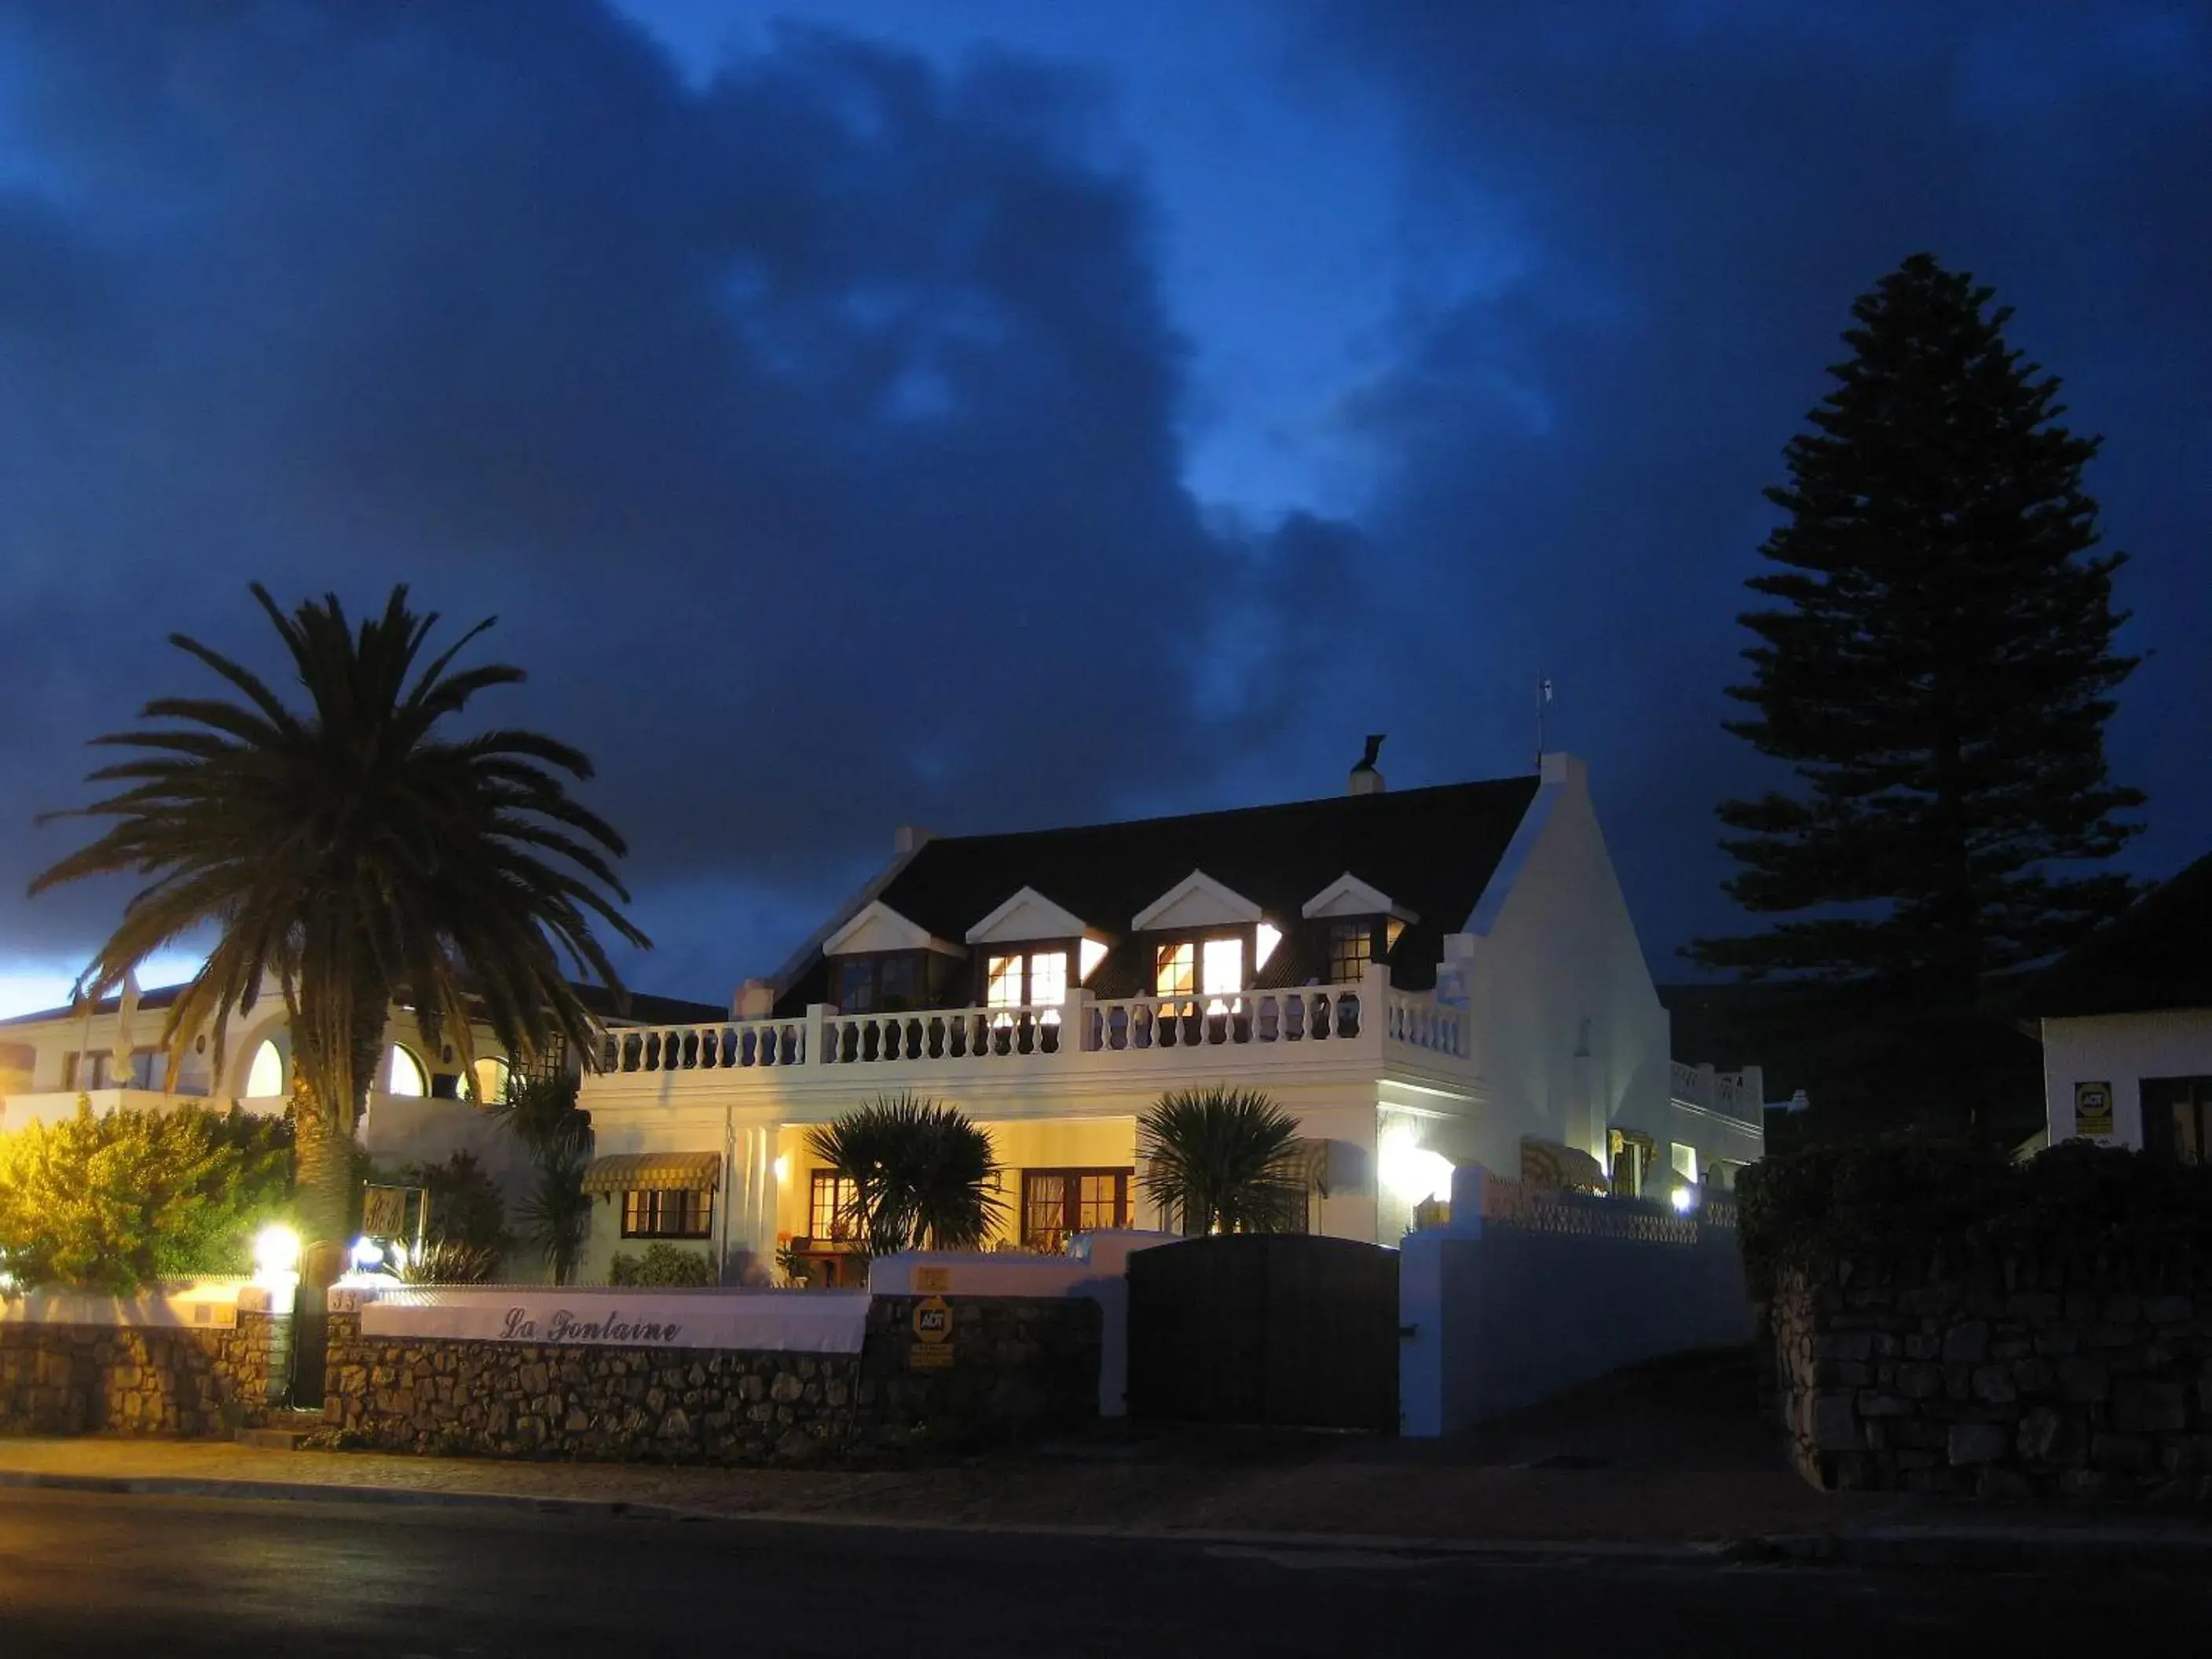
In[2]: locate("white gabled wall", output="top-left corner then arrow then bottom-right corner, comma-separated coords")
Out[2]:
1454,754 -> 1672,1174
2042,1009 -> 2212,1149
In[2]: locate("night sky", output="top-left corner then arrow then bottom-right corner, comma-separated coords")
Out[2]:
2,2 -> 2206,1016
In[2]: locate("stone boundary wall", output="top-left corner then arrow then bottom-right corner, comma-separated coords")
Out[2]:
1773,1259 -> 2212,1500
0,1307 -> 291,1436
319,1294 -> 1101,1463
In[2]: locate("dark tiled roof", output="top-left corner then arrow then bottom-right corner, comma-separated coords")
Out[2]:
1,980 -> 724,1031
2023,853 -> 2212,1019
0,983 -> 186,1028
781,775 -> 1541,1011
571,983 -> 729,1026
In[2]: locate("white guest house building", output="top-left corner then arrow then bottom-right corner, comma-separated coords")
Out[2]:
574,751 -> 1770,1285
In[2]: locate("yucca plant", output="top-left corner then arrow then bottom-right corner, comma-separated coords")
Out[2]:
1138,1086 -> 1307,1236
29,584 -> 646,1276
807,1093 -> 1003,1255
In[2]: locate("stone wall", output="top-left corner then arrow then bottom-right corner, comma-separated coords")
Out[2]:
0,1306 -> 291,1437
1773,1258 -> 2212,1500
319,1294 -> 1100,1462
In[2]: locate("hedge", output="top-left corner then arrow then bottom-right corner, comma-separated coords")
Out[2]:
1738,1137 -> 2212,1298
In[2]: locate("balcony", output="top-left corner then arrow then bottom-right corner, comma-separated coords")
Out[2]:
585,969 -> 1472,1099
1668,1060 -> 1763,1124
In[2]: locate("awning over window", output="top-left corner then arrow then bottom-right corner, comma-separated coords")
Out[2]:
1521,1137 -> 1606,1192
580,1151 -> 723,1194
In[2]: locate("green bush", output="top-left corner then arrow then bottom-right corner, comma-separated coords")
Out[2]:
606,1242 -> 714,1287
398,1238 -> 505,1284
0,1102 -> 294,1295
1739,1136 -> 2212,1298
407,1151 -> 511,1258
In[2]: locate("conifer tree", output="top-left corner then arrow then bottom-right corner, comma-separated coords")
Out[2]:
1691,255 -> 2142,1125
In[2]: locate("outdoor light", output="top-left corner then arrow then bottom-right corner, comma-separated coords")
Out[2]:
349,1236 -> 383,1271
1378,1127 -> 1453,1206
253,1224 -> 301,1278
773,1155 -> 790,1183
1670,1186 -> 1697,1214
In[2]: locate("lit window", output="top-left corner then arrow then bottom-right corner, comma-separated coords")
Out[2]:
1154,943 -> 1195,998
1021,1168 -> 1131,1251
809,1170 -> 862,1242
621,1188 -> 712,1240
1079,937 -> 1108,981
987,955 -> 1024,1009
471,1056 -> 511,1106
384,1045 -> 427,1097
1328,921 -> 1372,984
1201,938 -> 1244,997
245,1040 -> 285,1097
1027,951 -> 1068,1007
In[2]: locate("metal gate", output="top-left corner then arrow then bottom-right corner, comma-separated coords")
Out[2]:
1126,1234 -> 1399,1432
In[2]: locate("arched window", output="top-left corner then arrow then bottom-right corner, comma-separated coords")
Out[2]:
383,1044 -> 427,1097
470,1056 -> 511,1106
244,1039 -> 285,1099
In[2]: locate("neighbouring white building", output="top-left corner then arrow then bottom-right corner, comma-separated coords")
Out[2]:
2031,851 -> 2212,1160
576,751 -> 1770,1285
0,978 -> 726,1212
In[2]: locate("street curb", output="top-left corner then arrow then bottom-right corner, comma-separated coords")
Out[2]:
0,1469 -> 700,1524
5,1468 -> 2207,1571
1745,1524 -> 2212,1574
0,1469 -> 1725,1560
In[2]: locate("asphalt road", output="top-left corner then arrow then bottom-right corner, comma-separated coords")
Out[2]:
0,1489 -> 2203,1657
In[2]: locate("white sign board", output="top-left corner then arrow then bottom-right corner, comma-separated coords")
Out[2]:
353,1287 -> 869,1353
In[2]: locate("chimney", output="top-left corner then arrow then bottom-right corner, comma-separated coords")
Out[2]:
1349,734 -> 1386,797
894,825 -> 933,856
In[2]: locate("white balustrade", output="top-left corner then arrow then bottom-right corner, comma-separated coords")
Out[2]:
1087,987 -> 1365,1052
1668,1060 -> 1760,1123
1384,990 -> 1468,1059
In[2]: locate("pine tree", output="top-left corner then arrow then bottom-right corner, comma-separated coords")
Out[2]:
1690,255 -> 2143,1129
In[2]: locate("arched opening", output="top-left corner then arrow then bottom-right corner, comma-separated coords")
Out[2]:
383,1044 -> 428,1097
244,1039 -> 286,1099
470,1055 -> 511,1106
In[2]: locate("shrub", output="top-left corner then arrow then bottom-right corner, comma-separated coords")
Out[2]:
0,1102 -> 294,1295
1138,1086 -> 1306,1235
1738,1135 -> 2212,1297
607,1242 -> 714,1287
806,1094 -> 1002,1254
398,1238 -> 506,1284
407,1151 -> 511,1258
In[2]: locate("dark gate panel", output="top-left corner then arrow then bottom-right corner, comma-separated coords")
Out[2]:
1127,1235 -> 1398,1432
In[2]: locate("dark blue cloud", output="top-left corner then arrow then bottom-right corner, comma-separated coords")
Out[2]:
1291,0 -> 2212,966
0,1 -> 1360,994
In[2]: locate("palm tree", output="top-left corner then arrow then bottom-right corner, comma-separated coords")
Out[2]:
1138,1086 -> 1308,1235
807,1093 -> 1002,1255
495,1070 -> 595,1284
31,584 -> 646,1279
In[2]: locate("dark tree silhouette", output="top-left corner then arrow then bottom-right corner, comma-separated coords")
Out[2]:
33,585 -> 646,1271
1690,255 -> 2143,1133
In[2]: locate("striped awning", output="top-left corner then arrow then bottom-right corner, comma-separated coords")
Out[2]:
580,1152 -> 723,1194
1521,1137 -> 1607,1192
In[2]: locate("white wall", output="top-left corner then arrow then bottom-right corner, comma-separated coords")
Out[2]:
1400,1167 -> 1752,1436
2042,1009 -> 2212,1148
1455,754 -> 1675,1174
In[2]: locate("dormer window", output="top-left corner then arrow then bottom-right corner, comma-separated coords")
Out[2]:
1152,936 -> 1245,1003
986,949 -> 1068,1010
1328,921 -> 1372,984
